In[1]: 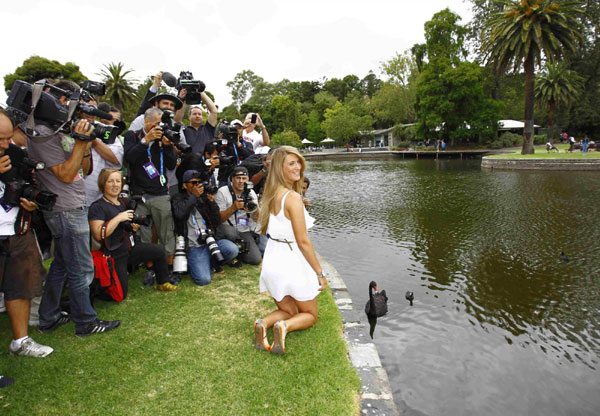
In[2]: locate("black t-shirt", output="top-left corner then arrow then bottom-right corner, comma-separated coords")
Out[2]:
88,198 -> 130,255
184,123 -> 216,155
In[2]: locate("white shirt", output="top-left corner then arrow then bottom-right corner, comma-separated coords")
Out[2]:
84,139 -> 124,206
0,181 -> 19,236
242,129 -> 269,154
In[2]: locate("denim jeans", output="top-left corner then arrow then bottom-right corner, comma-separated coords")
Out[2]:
39,207 -> 97,330
187,239 -> 238,285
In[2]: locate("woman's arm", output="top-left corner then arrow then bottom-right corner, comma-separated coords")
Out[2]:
89,210 -> 134,242
286,191 -> 326,289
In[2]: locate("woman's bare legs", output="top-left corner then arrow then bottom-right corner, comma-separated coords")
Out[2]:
262,296 -> 318,331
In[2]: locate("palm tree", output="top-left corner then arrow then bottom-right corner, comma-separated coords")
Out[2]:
482,0 -> 584,154
99,62 -> 137,112
535,62 -> 583,140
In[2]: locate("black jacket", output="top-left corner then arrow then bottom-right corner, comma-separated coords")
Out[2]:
171,191 -> 221,247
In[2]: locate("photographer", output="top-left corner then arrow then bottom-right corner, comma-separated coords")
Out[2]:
0,108 -> 52,357
216,120 -> 254,187
183,100 -> 218,155
129,72 -> 185,131
24,80 -> 121,338
171,170 -> 238,285
88,169 -> 178,295
215,166 -> 267,266
124,107 -> 177,272
82,98 -> 124,206
242,113 -> 270,154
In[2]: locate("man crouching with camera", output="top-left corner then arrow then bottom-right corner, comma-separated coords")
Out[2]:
0,108 -> 53,357
171,170 -> 238,285
215,166 -> 268,266
25,82 -> 120,338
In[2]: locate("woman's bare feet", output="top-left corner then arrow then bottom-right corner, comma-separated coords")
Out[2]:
271,320 -> 287,355
253,319 -> 270,351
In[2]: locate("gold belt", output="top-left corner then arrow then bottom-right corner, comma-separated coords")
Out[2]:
270,237 -> 294,251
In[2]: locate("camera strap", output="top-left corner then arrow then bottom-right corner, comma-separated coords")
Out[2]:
14,208 -> 32,235
24,82 -> 77,143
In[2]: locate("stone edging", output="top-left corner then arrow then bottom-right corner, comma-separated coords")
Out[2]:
482,156 -> 600,170
318,254 -> 400,416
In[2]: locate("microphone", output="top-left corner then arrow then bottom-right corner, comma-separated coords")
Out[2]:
78,103 -> 113,120
162,71 -> 177,87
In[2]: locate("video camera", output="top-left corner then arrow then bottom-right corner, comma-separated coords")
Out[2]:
159,110 -> 191,154
6,80 -> 120,144
216,120 -> 239,143
0,146 -> 57,211
176,71 -> 205,105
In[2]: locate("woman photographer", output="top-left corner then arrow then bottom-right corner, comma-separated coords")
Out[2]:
253,146 -> 327,355
88,168 -> 179,300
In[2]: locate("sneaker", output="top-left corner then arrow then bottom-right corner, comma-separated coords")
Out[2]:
228,257 -> 243,268
253,319 -> 270,352
143,270 -> 156,286
213,264 -> 224,274
0,375 -> 14,388
169,273 -> 182,285
0,292 -> 5,313
38,311 -> 71,334
9,337 -> 53,357
156,282 -> 180,292
271,320 -> 287,355
75,319 -> 120,338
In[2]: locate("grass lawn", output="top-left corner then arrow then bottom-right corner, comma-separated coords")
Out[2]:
487,143 -> 600,159
0,264 -> 360,415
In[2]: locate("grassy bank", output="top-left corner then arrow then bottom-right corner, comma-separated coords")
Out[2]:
487,143 -> 600,159
0,265 -> 360,415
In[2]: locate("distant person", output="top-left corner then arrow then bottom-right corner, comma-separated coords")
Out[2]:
441,139 -> 446,151
301,177 -> 311,210
253,146 -> 328,355
242,113 -> 270,154
546,140 -> 559,152
582,135 -> 589,154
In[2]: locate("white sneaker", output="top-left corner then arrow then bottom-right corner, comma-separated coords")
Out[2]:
9,337 -> 53,357
0,292 -> 5,313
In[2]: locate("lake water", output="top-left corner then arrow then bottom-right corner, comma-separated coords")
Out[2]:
305,158 -> 600,416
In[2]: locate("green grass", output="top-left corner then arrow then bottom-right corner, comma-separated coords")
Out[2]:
0,265 -> 360,415
487,143 -> 600,159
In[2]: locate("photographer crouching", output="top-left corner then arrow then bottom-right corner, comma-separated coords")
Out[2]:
171,170 -> 238,285
0,108 -> 52,357
215,166 -> 267,266
88,169 -> 178,295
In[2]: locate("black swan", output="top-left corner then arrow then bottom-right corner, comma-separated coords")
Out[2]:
365,281 -> 388,338
405,291 -> 414,306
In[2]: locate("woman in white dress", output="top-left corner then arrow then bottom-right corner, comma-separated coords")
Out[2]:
254,146 -> 328,354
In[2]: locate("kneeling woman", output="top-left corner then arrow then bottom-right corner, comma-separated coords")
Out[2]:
88,168 -> 179,299
254,146 -> 328,355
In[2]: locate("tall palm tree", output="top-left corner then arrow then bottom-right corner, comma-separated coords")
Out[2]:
535,62 -> 583,140
99,62 -> 137,112
482,0 -> 584,154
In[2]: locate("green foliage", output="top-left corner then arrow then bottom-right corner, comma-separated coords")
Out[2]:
220,103 -> 241,123
424,8 -> 469,64
306,109 -> 325,143
393,124 -> 417,141
395,141 -> 412,148
534,134 -> 547,144
98,62 -> 137,112
271,129 -> 302,147
321,101 -> 374,145
499,131 -> 522,147
269,95 -> 307,135
226,70 -> 264,110
4,55 -> 86,92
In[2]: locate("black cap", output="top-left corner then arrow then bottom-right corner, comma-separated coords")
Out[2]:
231,166 -> 249,177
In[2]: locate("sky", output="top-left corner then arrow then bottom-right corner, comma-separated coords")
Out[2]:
1,0 -> 473,109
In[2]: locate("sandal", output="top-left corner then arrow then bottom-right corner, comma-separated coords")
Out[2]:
253,319 -> 270,352
271,320 -> 287,355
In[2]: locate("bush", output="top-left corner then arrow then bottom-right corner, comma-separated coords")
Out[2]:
271,129 -> 302,147
499,131 -> 522,147
490,140 -> 504,149
393,125 -> 416,142
534,134 -> 547,145
395,141 -> 411,148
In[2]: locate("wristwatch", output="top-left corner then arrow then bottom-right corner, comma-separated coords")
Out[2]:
141,138 -> 148,145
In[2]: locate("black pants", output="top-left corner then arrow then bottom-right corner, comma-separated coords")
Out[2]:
98,242 -> 169,301
216,224 -> 263,265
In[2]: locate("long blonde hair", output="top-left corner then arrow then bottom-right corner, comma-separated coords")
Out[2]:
258,146 -> 306,234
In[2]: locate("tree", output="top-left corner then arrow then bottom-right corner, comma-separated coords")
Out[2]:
269,95 -> 306,135
535,62 -> 584,139
359,71 -> 381,98
482,0 -> 585,153
99,62 -> 137,111
271,129 -> 302,147
321,101 -> 374,145
306,109 -> 325,143
4,55 -> 86,92
226,70 -> 264,110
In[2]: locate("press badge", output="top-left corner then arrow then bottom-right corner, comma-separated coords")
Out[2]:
237,217 -> 249,227
143,162 -> 159,179
129,235 -> 135,247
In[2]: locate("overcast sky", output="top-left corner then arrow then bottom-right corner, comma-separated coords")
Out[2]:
2,0 -> 473,109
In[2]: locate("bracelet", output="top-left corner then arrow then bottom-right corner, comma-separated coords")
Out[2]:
316,272 -> 325,279
83,153 -> 92,158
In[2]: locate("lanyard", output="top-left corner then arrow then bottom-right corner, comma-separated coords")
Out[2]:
191,212 -> 206,231
147,143 -> 164,181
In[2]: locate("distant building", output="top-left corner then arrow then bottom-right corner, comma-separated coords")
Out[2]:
359,124 -> 415,148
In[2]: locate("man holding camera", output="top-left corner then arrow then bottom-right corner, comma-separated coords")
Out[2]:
171,170 -> 238,285
242,113 -> 270,154
183,100 -> 218,155
124,107 -> 177,272
0,108 -> 53,356
215,166 -> 267,266
215,120 -> 254,187
24,82 -> 121,338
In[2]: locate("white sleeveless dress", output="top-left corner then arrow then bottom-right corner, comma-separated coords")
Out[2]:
259,191 -> 320,302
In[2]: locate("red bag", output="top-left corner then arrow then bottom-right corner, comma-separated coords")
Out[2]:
91,250 -> 124,302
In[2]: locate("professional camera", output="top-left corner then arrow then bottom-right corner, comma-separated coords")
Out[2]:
176,71 -> 205,105
234,238 -> 249,254
120,197 -> 152,233
79,80 -> 106,102
159,110 -> 191,154
241,181 -> 258,212
6,80 -> 117,144
200,181 -> 218,195
216,120 -> 239,142
0,146 -> 57,211
199,228 -> 224,264
131,213 -> 152,226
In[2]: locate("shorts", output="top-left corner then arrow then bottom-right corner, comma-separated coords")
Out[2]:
0,232 -> 46,301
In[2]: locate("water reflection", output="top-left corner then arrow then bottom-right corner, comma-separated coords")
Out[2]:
306,159 -> 600,416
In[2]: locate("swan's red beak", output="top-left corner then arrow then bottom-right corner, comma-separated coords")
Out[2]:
373,285 -> 378,292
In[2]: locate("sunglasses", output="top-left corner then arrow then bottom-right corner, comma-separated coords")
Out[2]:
187,180 -> 202,186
